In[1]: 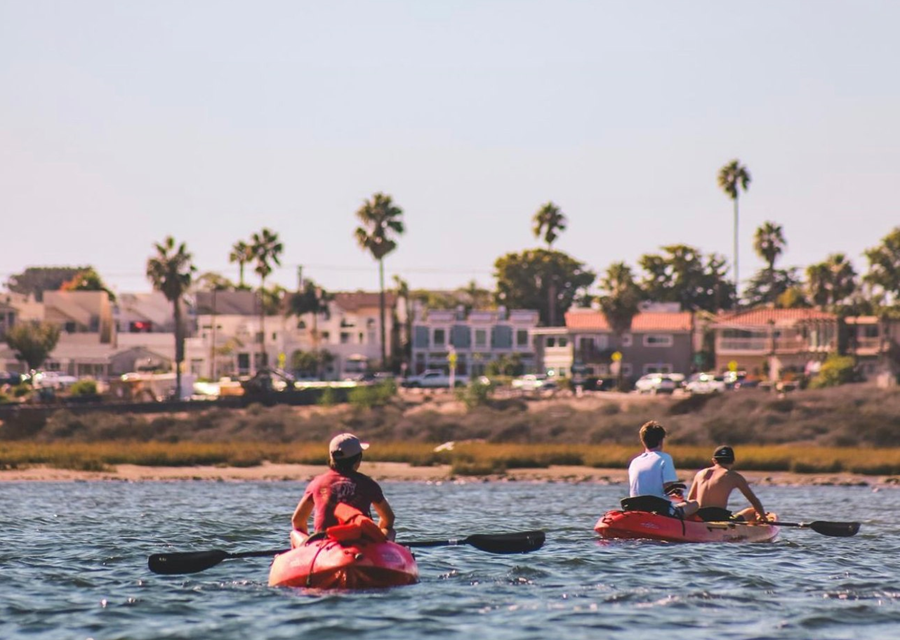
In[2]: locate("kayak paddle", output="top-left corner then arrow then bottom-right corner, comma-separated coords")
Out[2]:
148,529 -> 547,575
148,548 -> 289,575
774,520 -> 860,537
405,530 -> 545,554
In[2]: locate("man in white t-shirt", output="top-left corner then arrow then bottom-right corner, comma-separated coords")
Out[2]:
627,420 -> 698,517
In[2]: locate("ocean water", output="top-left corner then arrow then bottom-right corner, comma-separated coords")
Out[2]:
2,480 -> 898,640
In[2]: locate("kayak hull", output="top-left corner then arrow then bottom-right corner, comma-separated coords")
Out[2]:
268,536 -> 419,589
594,510 -> 780,543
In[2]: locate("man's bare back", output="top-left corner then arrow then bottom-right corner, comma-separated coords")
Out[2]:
688,460 -> 767,521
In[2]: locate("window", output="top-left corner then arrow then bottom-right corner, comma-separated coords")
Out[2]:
340,332 -> 352,344
621,334 -> 633,347
434,329 -> 446,346
558,337 -> 568,347
475,329 -> 487,347
64,321 -> 77,333
516,329 -> 529,347
547,337 -> 556,347
643,363 -> 673,374
621,363 -> 633,377
643,334 -> 673,347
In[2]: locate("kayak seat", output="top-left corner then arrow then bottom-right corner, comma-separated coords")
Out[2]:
331,503 -> 388,542
697,507 -> 738,522
326,523 -> 365,542
620,495 -> 675,516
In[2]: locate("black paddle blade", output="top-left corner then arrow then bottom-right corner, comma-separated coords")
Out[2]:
148,550 -> 229,575
464,530 -> 545,554
809,521 -> 860,537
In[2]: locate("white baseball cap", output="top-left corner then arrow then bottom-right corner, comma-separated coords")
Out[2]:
329,433 -> 369,459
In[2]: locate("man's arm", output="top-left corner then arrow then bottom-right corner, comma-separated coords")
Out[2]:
372,498 -> 396,537
735,475 -> 767,520
291,493 -> 315,534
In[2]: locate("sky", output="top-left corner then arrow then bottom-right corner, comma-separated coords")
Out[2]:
2,1 -> 899,298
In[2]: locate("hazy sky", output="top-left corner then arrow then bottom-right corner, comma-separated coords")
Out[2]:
2,1 -> 898,297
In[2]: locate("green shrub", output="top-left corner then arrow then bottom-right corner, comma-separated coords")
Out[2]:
12,383 -> 32,398
809,355 -> 857,389
0,391 -> 12,404
318,387 -> 339,407
457,379 -> 493,410
68,379 -> 98,397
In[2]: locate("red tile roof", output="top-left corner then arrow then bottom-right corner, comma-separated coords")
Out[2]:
565,310 -> 693,332
713,308 -> 835,328
334,291 -> 397,312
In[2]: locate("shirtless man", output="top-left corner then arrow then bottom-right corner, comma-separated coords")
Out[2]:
687,446 -> 768,522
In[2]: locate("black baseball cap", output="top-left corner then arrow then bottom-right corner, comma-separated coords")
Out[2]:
713,446 -> 735,462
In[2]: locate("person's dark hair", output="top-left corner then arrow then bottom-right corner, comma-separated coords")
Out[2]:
639,420 -> 667,449
330,452 -> 362,473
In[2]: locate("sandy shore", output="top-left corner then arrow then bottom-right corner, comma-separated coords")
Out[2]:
0,461 -> 893,487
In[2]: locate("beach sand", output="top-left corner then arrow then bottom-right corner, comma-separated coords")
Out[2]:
0,461 -> 891,487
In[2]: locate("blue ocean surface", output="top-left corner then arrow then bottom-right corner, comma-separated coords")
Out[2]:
1,480 -> 898,640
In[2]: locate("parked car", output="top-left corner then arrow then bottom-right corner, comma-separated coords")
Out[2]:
30,371 -> 79,390
0,371 -> 24,387
634,373 -> 676,395
402,369 -> 470,388
684,372 -> 727,394
511,374 -> 558,392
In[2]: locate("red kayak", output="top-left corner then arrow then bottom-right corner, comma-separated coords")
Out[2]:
595,509 -> 780,543
268,506 -> 419,589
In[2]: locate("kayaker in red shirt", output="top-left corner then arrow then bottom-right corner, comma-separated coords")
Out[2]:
291,433 -> 396,539
687,446 -> 769,523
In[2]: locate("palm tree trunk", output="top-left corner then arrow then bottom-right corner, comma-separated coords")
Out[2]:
174,298 -> 183,401
379,258 -> 387,369
259,277 -> 266,371
733,197 -> 740,302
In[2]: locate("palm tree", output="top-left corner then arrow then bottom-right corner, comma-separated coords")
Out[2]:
229,240 -> 254,289
287,279 -> 332,378
146,236 -> 196,400
532,202 -> 568,325
250,228 -> 284,371
354,192 -> 405,368
598,262 -> 642,389
806,253 -> 857,309
753,221 -> 786,271
718,160 -> 752,299
532,201 -> 567,248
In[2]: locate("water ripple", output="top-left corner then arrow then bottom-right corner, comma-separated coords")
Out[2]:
3,482 -> 900,639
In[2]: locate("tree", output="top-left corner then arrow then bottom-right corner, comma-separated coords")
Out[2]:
250,228 -> 284,371
193,271 -> 235,292
753,221 -> 786,271
806,253 -> 857,309
718,160 -> 752,298
532,201 -> 567,248
532,202 -> 568,324
456,279 -> 493,311
146,236 -> 196,400
393,276 -> 413,371
286,279 -> 332,377
59,267 -> 116,300
354,192 -> 405,368
864,227 -> 900,305
229,240 -> 254,289
6,266 -> 91,301
494,249 -> 595,326
638,244 -> 735,312
598,262 -> 642,389
743,268 -> 802,307
4,321 -> 60,370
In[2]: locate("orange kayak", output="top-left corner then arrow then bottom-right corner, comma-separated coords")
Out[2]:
594,510 -> 780,543
269,505 -> 418,589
